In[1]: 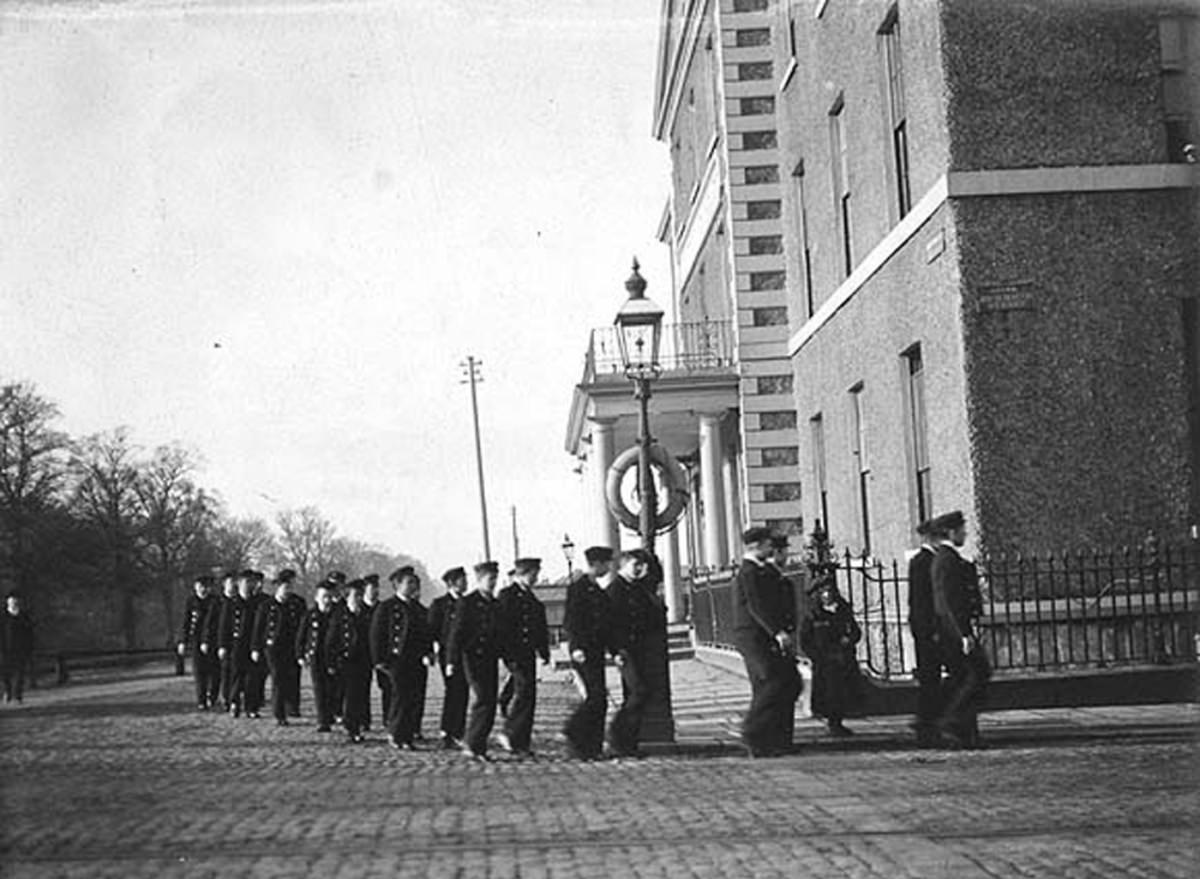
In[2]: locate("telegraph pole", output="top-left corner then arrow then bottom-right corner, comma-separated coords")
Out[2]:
460,356 -> 491,561
510,504 -> 520,560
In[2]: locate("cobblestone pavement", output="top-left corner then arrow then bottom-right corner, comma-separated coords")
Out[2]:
1,661 -> 1196,878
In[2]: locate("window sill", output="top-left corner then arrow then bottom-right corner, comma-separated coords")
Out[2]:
779,57 -> 797,93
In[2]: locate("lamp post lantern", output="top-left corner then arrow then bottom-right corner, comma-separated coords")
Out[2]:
561,533 -> 576,582
613,258 -> 665,553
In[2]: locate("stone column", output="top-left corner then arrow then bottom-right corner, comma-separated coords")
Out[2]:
722,444 -> 742,561
698,411 -> 728,570
589,417 -> 620,549
661,523 -> 684,624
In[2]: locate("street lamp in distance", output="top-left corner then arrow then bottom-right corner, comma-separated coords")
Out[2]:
561,533 -> 576,583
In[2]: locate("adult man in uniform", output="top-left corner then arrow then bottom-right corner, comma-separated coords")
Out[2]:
217,571 -> 257,718
177,575 -> 216,710
907,520 -> 943,747
606,549 -> 662,758
562,546 -> 615,760
429,566 -> 469,749
297,582 -> 337,732
362,573 -> 384,730
446,561 -> 502,761
252,569 -> 306,725
496,557 -> 550,756
201,572 -> 237,711
732,527 -> 801,757
327,579 -> 373,742
930,510 -> 990,749
370,566 -> 432,750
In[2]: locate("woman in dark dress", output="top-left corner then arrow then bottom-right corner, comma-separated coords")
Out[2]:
799,581 -> 862,737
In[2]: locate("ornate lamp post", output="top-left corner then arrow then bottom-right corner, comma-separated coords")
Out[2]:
613,258 -> 665,553
561,533 -> 576,582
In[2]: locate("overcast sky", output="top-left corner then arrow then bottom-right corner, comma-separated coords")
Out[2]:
0,0 -> 672,579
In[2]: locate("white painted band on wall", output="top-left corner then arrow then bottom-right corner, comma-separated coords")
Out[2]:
787,164 -> 1198,357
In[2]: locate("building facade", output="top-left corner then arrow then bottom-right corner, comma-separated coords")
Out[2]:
772,0 -> 1198,559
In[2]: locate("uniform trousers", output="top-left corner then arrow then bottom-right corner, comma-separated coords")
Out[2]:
607,649 -> 649,756
309,663 -> 337,728
267,652 -> 300,721
189,647 -> 218,707
736,634 -> 803,753
439,662 -> 469,741
340,661 -> 371,737
912,633 -> 944,735
383,658 -> 425,745
462,652 -> 499,755
501,656 -> 538,751
563,656 -> 607,758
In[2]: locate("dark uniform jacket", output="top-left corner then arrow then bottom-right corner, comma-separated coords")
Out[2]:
217,595 -> 254,659
907,545 -> 937,638
368,597 -> 431,667
446,590 -> 501,667
1,611 -> 34,660
253,594 -> 307,658
732,558 -> 795,641
497,586 -> 550,664
606,576 -> 662,656
202,593 -> 232,649
562,575 -> 611,658
179,594 -> 212,651
428,593 -> 463,665
326,604 -> 372,671
931,544 -> 982,644
296,607 -> 333,668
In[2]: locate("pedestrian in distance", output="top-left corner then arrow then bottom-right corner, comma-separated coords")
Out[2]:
297,583 -> 338,732
201,573 -> 237,711
178,575 -> 217,710
930,510 -> 991,749
1,592 -> 35,705
496,557 -> 551,757
217,571 -> 258,718
445,561 -> 503,761
369,566 -> 433,751
429,566 -> 470,750
327,579 -> 373,743
907,519 -> 944,748
252,569 -> 306,726
733,527 -> 803,757
799,578 -> 863,738
562,546 -> 616,760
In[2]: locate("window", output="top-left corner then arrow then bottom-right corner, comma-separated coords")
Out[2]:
734,0 -> 768,11
792,161 -> 816,318
880,9 -> 911,217
736,28 -> 771,47
748,235 -> 783,255
747,200 -> 782,220
752,306 -> 789,326
744,165 -> 780,184
749,271 -> 786,291
757,374 -> 794,395
764,483 -> 803,502
738,61 -> 774,81
761,410 -> 798,431
761,446 -> 800,467
765,517 -> 804,537
741,97 -> 776,116
742,130 -> 779,150
849,384 -> 871,553
829,96 -> 853,277
1160,17 -> 1195,163
810,414 -> 830,533
903,345 -> 932,524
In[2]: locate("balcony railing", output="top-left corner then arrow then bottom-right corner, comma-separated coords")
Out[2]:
586,320 -> 736,379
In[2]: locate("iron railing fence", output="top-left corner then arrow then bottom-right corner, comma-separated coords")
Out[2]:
689,541 -> 1200,681
587,321 -> 736,378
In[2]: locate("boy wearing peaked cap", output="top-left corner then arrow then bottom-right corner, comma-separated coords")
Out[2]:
370,567 -> 433,750
495,558 -> 550,756
562,546 -> 615,759
429,566 -> 470,748
445,561 -> 503,760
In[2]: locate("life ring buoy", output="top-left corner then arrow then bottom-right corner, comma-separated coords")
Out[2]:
605,443 -> 690,535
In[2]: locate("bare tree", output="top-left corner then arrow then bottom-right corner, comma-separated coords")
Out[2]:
135,444 -> 218,640
0,381 -> 68,593
209,514 -> 279,573
69,428 -> 147,648
275,506 -> 337,587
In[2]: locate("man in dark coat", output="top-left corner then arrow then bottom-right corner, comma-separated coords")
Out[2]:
217,571 -> 257,718
606,549 -> 664,758
361,573 -> 384,729
562,546 -> 615,760
252,569 -> 306,725
445,561 -> 502,760
370,566 -> 433,750
732,527 -> 803,756
296,582 -> 337,732
1,592 -> 35,704
930,510 -> 990,748
201,573 -> 237,711
327,579 -> 373,742
429,566 -> 469,749
178,575 -> 217,710
907,519 -> 943,747
496,557 -> 550,756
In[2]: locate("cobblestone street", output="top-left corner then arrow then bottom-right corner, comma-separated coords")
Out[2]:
1,661 -> 1197,879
